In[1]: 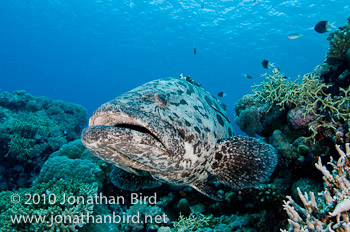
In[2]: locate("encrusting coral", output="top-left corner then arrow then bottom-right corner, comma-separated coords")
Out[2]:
281,143 -> 350,231
0,179 -> 97,232
0,90 -> 87,191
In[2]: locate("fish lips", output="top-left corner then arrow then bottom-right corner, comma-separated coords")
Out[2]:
81,102 -> 183,170
81,125 -> 169,172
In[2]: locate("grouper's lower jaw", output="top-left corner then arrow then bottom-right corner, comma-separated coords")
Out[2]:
87,102 -> 184,158
81,125 -> 171,172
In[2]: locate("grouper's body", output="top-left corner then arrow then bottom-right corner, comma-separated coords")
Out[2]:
81,77 -> 277,200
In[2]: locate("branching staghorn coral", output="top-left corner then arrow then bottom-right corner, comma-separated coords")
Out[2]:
281,143 -> 350,231
253,72 -> 299,111
253,71 -> 350,142
172,213 -> 212,231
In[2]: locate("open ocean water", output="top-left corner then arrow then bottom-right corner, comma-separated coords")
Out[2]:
1,0 -> 349,131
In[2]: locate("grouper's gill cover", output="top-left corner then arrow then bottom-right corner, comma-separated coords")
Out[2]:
81,77 -> 278,200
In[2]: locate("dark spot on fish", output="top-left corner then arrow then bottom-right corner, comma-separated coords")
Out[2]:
204,96 -> 212,106
193,105 -> 199,111
200,111 -> 209,119
196,117 -> 202,123
193,142 -> 200,153
185,121 -> 191,127
181,170 -> 190,178
177,129 -> 186,139
212,162 -> 218,169
178,82 -> 187,88
224,156 -> 228,162
186,134 -> 194,143
215,152 -> 223,161
180,99 -> 188,105
194,126 -> 200,134
217,114 -> 224,126
177,90 -> 184,95
186,85 -> 195,95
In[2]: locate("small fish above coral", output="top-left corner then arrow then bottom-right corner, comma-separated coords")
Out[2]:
242,73 -> 253,79
287,33 -> 302,39
261,59 -> 276,69
271,67 -> 280,74
314,20 -> 335,33
217,91 -> 227,97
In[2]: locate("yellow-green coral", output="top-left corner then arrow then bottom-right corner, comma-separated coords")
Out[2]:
0,179 -> 97,232
327,17 -> 350,59
172,213 -> 212,231
253,71 -> 349,143
253,71 -> 350,121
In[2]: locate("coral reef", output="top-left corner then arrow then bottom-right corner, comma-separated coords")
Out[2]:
0,90 -> 87,191
172,213 -> 212,231
0,179 -> 97,232
35,156 -> 105,188
235,68 -> 349,168
252,72 -> 349,124
233,18 -> 350,232
123,201 -> 169,231
234,94 -> 283,137
281,144 -> 350,231
327,17 -> 350,61
35,139 -> 106,189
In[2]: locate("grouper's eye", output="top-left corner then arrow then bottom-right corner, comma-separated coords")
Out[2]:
154,94 -> 168,107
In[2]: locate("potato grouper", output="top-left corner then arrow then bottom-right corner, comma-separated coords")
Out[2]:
81,76 -> 278,200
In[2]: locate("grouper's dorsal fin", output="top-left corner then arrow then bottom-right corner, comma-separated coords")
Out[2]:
209,136 -> 278,189
190,181 -> 224,201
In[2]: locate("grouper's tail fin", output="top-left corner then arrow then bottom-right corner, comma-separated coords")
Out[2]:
209,136 -> 278,189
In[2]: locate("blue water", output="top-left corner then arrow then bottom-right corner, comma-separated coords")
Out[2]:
1,0 -> 349,132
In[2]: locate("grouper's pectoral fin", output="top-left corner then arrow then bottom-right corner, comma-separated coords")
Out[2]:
209,136 -> 278,189
190,181 -> 224,201
110,166 -> 162,192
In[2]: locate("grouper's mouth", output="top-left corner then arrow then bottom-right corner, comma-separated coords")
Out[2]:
81,102 -> 182,171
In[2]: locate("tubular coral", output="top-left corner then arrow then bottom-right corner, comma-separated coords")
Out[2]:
281,143 -> 350,232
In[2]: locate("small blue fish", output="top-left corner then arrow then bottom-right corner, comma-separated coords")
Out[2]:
288,33 -> 302,39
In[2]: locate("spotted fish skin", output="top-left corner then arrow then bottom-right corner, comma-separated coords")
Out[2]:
81,77 -> 277,200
